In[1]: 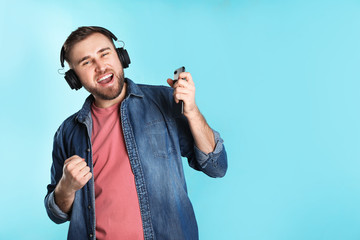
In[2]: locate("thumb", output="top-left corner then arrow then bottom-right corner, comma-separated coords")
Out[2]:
167,78 -> 174,88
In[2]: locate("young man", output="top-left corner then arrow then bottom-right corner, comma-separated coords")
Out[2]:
44,26 -> 227,240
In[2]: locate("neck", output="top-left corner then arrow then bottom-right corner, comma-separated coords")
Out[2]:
93,82 -> 127,108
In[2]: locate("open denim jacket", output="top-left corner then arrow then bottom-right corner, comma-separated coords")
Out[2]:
44,79 -> 227,240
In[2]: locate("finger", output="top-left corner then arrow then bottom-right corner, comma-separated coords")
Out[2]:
173,93 -> 179,103
78,166 -> 91,177
174,91 -> 191,101
174,88 -> 192,100
67,161 -> 88,177
175,92 -> 192,102
179,72 -> 194,85
76,171 -> 92,189
174,85 -> 193,94
83,172 -> 93,183
175,79 -> 190,89
174,93 -> 183,102
174,86 -> 195,100
64,155 -> 82,164
167,78 -> 174,88
173,89 -> 180,103
64,158 -> 86,172
65,158 -> 85,168
74,161 -> 87,171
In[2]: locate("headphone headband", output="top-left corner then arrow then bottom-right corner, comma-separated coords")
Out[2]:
60,46 -> 65,68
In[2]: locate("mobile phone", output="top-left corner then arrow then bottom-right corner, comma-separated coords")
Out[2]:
173,66 -> 186,114
174,66 -> 185,82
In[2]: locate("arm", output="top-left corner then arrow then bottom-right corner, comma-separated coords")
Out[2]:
167,72 -> 214,154
167,72 -> 227,177
54,155 -> 92,213
45,128 -> 92,223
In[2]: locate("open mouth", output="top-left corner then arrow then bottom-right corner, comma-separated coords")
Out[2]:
97,73 -> 114,85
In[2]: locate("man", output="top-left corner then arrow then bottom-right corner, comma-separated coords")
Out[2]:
44,26 -> 227,240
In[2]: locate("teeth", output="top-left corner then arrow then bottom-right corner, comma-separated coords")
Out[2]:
98,74 -> 113,82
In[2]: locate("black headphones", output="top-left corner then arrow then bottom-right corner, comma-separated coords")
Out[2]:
60,27 -> 131,90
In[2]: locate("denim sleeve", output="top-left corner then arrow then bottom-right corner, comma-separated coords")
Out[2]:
176,113 -> 228,177
44,127 -> 70,224
191,129 -> 228,178
45,191 -> 70,223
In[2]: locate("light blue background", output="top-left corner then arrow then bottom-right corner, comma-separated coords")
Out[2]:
1,0 -> 360,239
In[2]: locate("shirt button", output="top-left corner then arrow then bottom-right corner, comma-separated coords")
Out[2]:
89,233 -> 93,238
87,148 -> 90,152
88,205 -> 91,209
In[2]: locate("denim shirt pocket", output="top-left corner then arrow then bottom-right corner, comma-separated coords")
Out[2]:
145,119 -> 176,159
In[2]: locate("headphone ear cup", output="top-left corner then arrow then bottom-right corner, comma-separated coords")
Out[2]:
64,69 -> 82,90
116,48 -> 131,69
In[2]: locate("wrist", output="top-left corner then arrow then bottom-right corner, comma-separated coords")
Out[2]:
184,106 -> 201,121
55,179 -> 75,199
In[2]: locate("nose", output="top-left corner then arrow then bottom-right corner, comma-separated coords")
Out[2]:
94,59 -> 106,73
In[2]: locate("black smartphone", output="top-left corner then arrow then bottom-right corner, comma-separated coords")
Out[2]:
174,66 -> 185,82
173,66 -> 186,114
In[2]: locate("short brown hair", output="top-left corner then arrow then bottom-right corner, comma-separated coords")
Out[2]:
61,26 -> 116,65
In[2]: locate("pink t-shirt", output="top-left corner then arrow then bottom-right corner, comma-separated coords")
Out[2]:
91,102 -> 144,240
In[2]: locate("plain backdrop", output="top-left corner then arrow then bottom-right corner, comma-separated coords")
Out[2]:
1,0 -> 360,239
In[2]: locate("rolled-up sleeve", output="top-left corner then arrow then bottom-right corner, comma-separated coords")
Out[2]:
45,191 -> 70,223
44,126 -> 70,224
192,129 -> 228,178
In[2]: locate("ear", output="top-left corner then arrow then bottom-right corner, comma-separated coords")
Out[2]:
67,61 -> 74,70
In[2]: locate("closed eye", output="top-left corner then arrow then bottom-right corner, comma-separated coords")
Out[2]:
82,60 -> 91,66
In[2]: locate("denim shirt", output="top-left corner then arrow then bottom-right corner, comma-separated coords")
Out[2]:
44,78 -> 228,240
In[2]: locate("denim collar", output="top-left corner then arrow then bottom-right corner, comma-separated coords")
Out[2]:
76,78 -> 143,123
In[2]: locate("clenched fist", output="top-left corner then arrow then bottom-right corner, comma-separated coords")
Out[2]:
54,155 -> 92,213
61,155 -> 92,192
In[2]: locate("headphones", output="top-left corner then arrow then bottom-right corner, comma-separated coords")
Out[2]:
60,27 -> 131,90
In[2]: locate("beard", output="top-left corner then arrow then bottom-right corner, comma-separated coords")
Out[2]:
87,70 -> 125,101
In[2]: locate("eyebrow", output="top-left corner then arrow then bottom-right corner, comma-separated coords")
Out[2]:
77,47 -> 112,65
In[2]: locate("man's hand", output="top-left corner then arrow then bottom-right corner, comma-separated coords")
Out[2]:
54,155 -> 92,213
60,155 -> 92,192
167,72 -> 200,119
